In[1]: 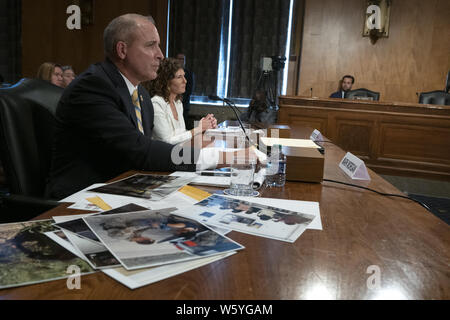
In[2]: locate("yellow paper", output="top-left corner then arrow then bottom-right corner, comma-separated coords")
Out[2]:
86,196 -> 112,211
178,185 -> 211,202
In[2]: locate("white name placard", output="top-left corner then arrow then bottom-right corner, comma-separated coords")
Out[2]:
339,152 -> 371,180
310,129 -> 324,142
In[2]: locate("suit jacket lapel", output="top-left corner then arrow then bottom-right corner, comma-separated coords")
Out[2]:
117,87 -> 139,129
138,85 -> 153,136
100,60 -> 139,129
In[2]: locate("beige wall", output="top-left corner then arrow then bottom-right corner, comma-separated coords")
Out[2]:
295,0 -> 450,103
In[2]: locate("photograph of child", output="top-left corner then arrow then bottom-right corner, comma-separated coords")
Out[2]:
83,208 -> 243,270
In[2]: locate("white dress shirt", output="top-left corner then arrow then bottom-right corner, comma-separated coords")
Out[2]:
150,96 -> 219,171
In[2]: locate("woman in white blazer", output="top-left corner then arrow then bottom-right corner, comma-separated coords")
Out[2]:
144,58 -> 217,145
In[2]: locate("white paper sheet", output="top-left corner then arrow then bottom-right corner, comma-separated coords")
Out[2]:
228,196 -> 322,231
46,230 -> 235,290
173,195 -> 318,243
102,252 -> 236,290
82,208 -> 244,270
61,183 -> 197,213
53,213 -> 96,223
171,169 -> 266,189
261,137 -> 320,149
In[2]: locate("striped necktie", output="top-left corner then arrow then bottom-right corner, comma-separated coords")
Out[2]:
132,89 -> 144,134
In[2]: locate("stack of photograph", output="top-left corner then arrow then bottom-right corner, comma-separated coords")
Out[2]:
0,173 -> 320,290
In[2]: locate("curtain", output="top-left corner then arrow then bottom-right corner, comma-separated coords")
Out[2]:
227,0 -> 291,99
0,0 -> 22,84
169,0 -> 226,97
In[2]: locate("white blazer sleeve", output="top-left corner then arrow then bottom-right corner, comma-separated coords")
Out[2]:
152,97 -> 192,145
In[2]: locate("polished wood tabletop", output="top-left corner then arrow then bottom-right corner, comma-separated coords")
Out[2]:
1,127 -> 449,300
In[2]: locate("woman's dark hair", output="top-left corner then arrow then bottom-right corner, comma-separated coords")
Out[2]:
142,58 -> 183,102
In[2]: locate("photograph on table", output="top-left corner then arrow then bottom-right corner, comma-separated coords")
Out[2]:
177,195 -> 316,242
46,223 -> 237,290
83,208 -> 244,270
0,220 -> 94,289
88,174 -> 193,200
62,230 -> 121,269
53,203 -> 150,243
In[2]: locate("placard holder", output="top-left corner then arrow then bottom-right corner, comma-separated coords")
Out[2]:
339,152 -> 371,180
310,129 -> 323,142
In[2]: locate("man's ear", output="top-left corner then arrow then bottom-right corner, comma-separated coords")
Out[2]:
116,41 -> 127,60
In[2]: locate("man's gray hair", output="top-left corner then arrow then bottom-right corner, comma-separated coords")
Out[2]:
103,13 -> 155,60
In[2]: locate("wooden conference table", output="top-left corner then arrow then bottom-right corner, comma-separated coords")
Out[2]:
1,126 -> 449,300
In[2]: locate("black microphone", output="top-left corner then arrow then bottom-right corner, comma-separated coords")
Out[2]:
208,95 -> 251,144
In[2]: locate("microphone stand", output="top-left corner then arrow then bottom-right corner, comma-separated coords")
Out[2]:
209,95 -> 251,144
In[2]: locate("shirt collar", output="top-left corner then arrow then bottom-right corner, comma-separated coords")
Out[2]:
118,71 -> 138,96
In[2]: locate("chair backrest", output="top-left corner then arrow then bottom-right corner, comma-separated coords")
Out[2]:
445,70 -> 449,93
345,88 -> 380,101
419,90 -> 450,105
0,78 -> 63,197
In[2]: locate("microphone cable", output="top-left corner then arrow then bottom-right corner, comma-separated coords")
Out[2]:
322,178 -> 432,211
310,140 -> 431,210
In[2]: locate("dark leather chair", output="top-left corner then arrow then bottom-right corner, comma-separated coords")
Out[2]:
418,90 -> 450,106
345,88 -> 380,101
0,78 -> 63,222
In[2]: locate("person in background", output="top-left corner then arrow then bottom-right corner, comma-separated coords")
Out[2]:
241,90 -> 270,123
330,75 -> 355,99
143,58 -> 217,145
61,66 -> 76,88
36,62 -> 64,87
0,73 -> 4,83
175,53 -> 195,127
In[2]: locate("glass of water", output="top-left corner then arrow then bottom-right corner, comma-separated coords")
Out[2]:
224,156 -> 259,197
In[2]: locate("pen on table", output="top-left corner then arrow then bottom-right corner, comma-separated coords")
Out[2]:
199,172 -> 231,177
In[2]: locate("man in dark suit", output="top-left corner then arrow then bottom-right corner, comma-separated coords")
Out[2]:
330,75 -> 355,99
46,14 -> 208,199
175,53 -> 195,129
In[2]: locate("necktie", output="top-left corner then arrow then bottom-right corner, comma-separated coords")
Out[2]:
132,89 -> 144,134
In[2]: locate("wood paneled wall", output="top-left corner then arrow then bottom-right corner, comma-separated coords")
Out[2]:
296,0 -> 450,103
22,0 -> 168,79
278,96 -> 450,180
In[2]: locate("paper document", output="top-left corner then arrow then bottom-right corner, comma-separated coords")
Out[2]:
46,225 -> 236,290
0,220 -> 94,290
173,195 -> 317,243
88,174 -> 193,201
171,169 -> 266,189
60,183 -> 209,213
83,208 -> 244,270
260,137 -> 320,149
102,252 -> 236,290
229,196 -> 322,230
